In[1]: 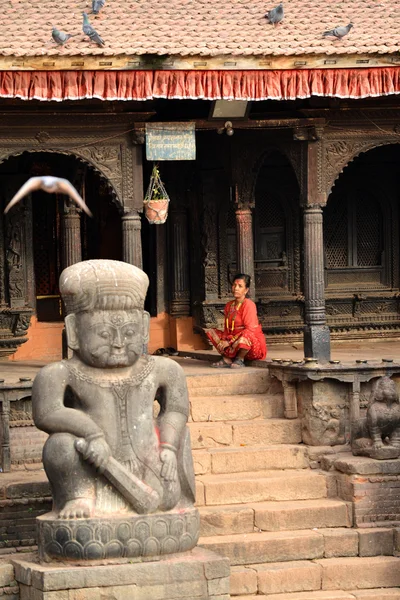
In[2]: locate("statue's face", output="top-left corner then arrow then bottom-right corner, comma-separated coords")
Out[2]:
72,309 -> 146,368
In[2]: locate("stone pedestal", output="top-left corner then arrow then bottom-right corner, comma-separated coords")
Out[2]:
329,453 -> 400,528
38,507 -> 200,562
14,547 -> 230,600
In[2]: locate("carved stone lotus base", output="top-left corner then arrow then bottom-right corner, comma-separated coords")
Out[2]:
37,506 -> 200,563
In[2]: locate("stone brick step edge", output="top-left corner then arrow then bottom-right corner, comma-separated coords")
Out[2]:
189,418 -> 302,450
193,444 -> 309,476
233,589 -> 400,600
230,555 -> 400,596
199,529 -> 399,566
189,393 -> 284,422
195,469 -> 327,507
198,498 -> 352,537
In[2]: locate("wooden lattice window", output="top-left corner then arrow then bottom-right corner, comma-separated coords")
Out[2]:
324,193 -> 382,269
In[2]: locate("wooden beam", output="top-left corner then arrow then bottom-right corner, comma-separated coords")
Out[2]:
2,53 -> 400,72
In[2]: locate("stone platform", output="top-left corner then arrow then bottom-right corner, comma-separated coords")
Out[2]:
323,453 -> 400,528
13,546 -> 229,600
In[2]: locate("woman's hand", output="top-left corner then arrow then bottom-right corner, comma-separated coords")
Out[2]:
217,340 -> 230,352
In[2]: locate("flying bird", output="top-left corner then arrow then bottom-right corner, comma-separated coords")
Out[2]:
4,177 -> 93,217
323,23 -> 353,39
265,3 -> 284,25
92,0 -> 105,14
52,27 -> 74,46
82,12 -> 105,46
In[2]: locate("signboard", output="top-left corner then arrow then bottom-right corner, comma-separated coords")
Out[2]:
145,122 -> 196,161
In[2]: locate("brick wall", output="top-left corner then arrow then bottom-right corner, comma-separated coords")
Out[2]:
10,426 -> 48,466
337,471 -> 400,527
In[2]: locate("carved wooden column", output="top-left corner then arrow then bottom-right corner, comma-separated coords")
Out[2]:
62,204 -> 82,269
303,203 -> 330,360
170,207 -> 190,316
235,204 -> 256,299
122,210 -> 142,269
299,128 -> 330,361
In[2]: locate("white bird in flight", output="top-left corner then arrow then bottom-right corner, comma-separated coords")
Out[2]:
4,176 -> 92,217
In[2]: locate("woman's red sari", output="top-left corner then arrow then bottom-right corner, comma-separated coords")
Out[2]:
206,298 -> 267,360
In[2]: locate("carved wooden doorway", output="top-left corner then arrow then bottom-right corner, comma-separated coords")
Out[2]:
0,151 -> 121,325
323,144 -> 400,338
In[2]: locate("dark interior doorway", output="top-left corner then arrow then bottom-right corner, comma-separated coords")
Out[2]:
0,151 -> 122,321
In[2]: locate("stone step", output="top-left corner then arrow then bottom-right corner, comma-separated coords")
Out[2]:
197,469 -> 327,506
233,591 -> 400,600
193,444 -> 309,476
189,419 -> 302,449
315,556 -> 400,591
252,498 -> 352,532
199,530 -> 325,566
186,369 -> 272,396
190,393 -> 284,422
231,556 -> 400,597
198,498 -> 351,536
200,528 -> 397,567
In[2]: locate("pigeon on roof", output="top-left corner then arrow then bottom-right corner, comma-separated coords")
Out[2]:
265,3 -> 284,25
323,23 -> 353,39
52,27 -> 74,46
92,0 -> 105,15
82,12 -> 105,46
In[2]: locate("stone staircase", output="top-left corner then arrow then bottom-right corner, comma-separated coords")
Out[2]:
186,366 -> 400,600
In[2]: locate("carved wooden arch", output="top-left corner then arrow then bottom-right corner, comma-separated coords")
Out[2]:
0,146 -> 124,212
248,145 -> 301,208
324,139 -> 400,198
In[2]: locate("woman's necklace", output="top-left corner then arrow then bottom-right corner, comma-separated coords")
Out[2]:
226,300 -> 243,332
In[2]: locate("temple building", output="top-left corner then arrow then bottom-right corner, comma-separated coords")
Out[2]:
1,0 -> 400,361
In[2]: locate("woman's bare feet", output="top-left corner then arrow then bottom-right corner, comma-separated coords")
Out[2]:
59,497 -> 95,519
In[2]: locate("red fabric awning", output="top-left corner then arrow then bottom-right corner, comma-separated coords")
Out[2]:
0,67 -> 399,102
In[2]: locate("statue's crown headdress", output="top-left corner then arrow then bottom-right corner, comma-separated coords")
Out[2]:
60,260 -> 149,315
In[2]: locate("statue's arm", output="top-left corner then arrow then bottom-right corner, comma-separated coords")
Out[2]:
157,359 -> 189,453
32,363 -> 103,438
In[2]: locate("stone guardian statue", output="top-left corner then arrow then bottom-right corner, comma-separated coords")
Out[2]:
32,259 -> 199,561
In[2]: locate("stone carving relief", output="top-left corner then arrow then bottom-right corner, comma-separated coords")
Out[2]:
6,208 -> 26,308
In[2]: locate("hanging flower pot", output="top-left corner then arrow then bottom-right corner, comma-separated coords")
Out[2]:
143,164 -> 170,224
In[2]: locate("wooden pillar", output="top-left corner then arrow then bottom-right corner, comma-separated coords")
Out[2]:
170,207 -> 190,317
122,210 -> 142,269
62,204 -> 82,269
301,131 -> 330,362
235,205 -> 256,299
303,203 -> 330,361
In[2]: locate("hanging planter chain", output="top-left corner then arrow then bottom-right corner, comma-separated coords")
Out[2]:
143,164 -> 170,224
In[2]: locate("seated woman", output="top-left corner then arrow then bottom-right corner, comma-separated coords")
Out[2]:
206,273 -> 267,368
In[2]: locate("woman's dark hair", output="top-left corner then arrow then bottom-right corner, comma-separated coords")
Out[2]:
231,273 -> 251,290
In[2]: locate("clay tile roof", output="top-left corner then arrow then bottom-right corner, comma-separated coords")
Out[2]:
1,0 -> 400,58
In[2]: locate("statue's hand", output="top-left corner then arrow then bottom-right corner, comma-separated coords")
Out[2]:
75,435 -> 111,473
160,448 -> 178,482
